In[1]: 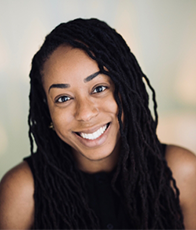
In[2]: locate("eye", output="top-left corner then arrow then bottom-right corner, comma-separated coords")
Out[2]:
56,95 -> 71,103
93,85 -> 107,94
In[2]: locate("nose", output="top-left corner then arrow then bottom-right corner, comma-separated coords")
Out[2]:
74,97 -> 99,122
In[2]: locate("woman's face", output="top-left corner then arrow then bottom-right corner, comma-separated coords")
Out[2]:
42,45 -> 121,170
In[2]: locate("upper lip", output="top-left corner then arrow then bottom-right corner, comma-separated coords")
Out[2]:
73,122 -> 109,134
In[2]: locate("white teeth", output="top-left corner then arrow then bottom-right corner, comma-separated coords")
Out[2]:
80,124 -> 107,140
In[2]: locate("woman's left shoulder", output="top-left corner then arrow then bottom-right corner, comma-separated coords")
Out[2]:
165,144 -> 196,178
165,144 -> 196,229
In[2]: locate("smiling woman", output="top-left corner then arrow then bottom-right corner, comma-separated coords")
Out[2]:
42,46 -> 121,172
0,18 -> 196,229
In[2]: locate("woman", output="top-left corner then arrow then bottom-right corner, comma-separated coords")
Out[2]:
0,18 -> 196,229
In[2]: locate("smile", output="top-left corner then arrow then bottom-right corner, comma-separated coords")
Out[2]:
77,123 -> 110,140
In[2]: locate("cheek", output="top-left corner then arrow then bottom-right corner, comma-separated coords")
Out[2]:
51,111 -> 74,144
101,95 -> 118,115
48,105 -> 74,132
103,95 -> 124,131
55,112 -> 73,127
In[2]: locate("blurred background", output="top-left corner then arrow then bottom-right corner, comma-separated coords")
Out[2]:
0,0 -> 196,179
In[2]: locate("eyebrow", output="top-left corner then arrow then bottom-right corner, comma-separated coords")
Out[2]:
48,83 -> 70,93
84,71 -> 101,83
48,71 -> 101,93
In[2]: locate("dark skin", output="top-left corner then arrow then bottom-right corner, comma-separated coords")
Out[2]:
0,46 -> 196,229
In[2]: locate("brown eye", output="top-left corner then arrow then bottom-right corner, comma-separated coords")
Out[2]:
93,86 -> 107,94
56,96 -> 71,103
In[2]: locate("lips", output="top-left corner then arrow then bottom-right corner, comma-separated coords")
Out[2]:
75,123 -> 110,141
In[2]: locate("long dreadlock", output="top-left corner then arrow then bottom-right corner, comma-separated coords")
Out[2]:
28,18 -> 184,229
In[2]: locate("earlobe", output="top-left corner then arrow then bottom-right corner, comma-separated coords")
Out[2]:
49,122 -> 54,130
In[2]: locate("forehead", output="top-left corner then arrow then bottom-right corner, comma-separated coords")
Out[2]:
42,45 -> 99,80
43,45 -> 96,74
42,45 -> 113,93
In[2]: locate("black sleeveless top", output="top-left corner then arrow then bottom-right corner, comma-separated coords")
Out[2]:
24,144 -> 167,229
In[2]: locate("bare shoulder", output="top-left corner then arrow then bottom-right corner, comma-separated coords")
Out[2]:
0,161 -> 34,229
165,145 -> 196,187
165,144 -> 196,229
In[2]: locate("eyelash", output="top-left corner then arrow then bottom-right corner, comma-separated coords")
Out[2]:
92,85 -> 107,94
55,85 -> 108,103
56,95 -> 71,103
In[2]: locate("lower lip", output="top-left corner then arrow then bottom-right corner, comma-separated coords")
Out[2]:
74,123 -> 111,148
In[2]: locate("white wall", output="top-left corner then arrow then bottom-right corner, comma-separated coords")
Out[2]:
0,0 -> 196,178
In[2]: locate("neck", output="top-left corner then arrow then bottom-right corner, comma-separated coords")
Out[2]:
78,153 -> 119,174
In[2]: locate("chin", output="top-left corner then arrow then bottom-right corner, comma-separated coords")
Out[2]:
80,143 -> 119,161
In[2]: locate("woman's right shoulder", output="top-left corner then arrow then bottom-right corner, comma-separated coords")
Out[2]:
0,161 -> 34,229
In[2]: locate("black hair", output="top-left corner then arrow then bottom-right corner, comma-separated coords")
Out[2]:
28,18 -> 184,229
